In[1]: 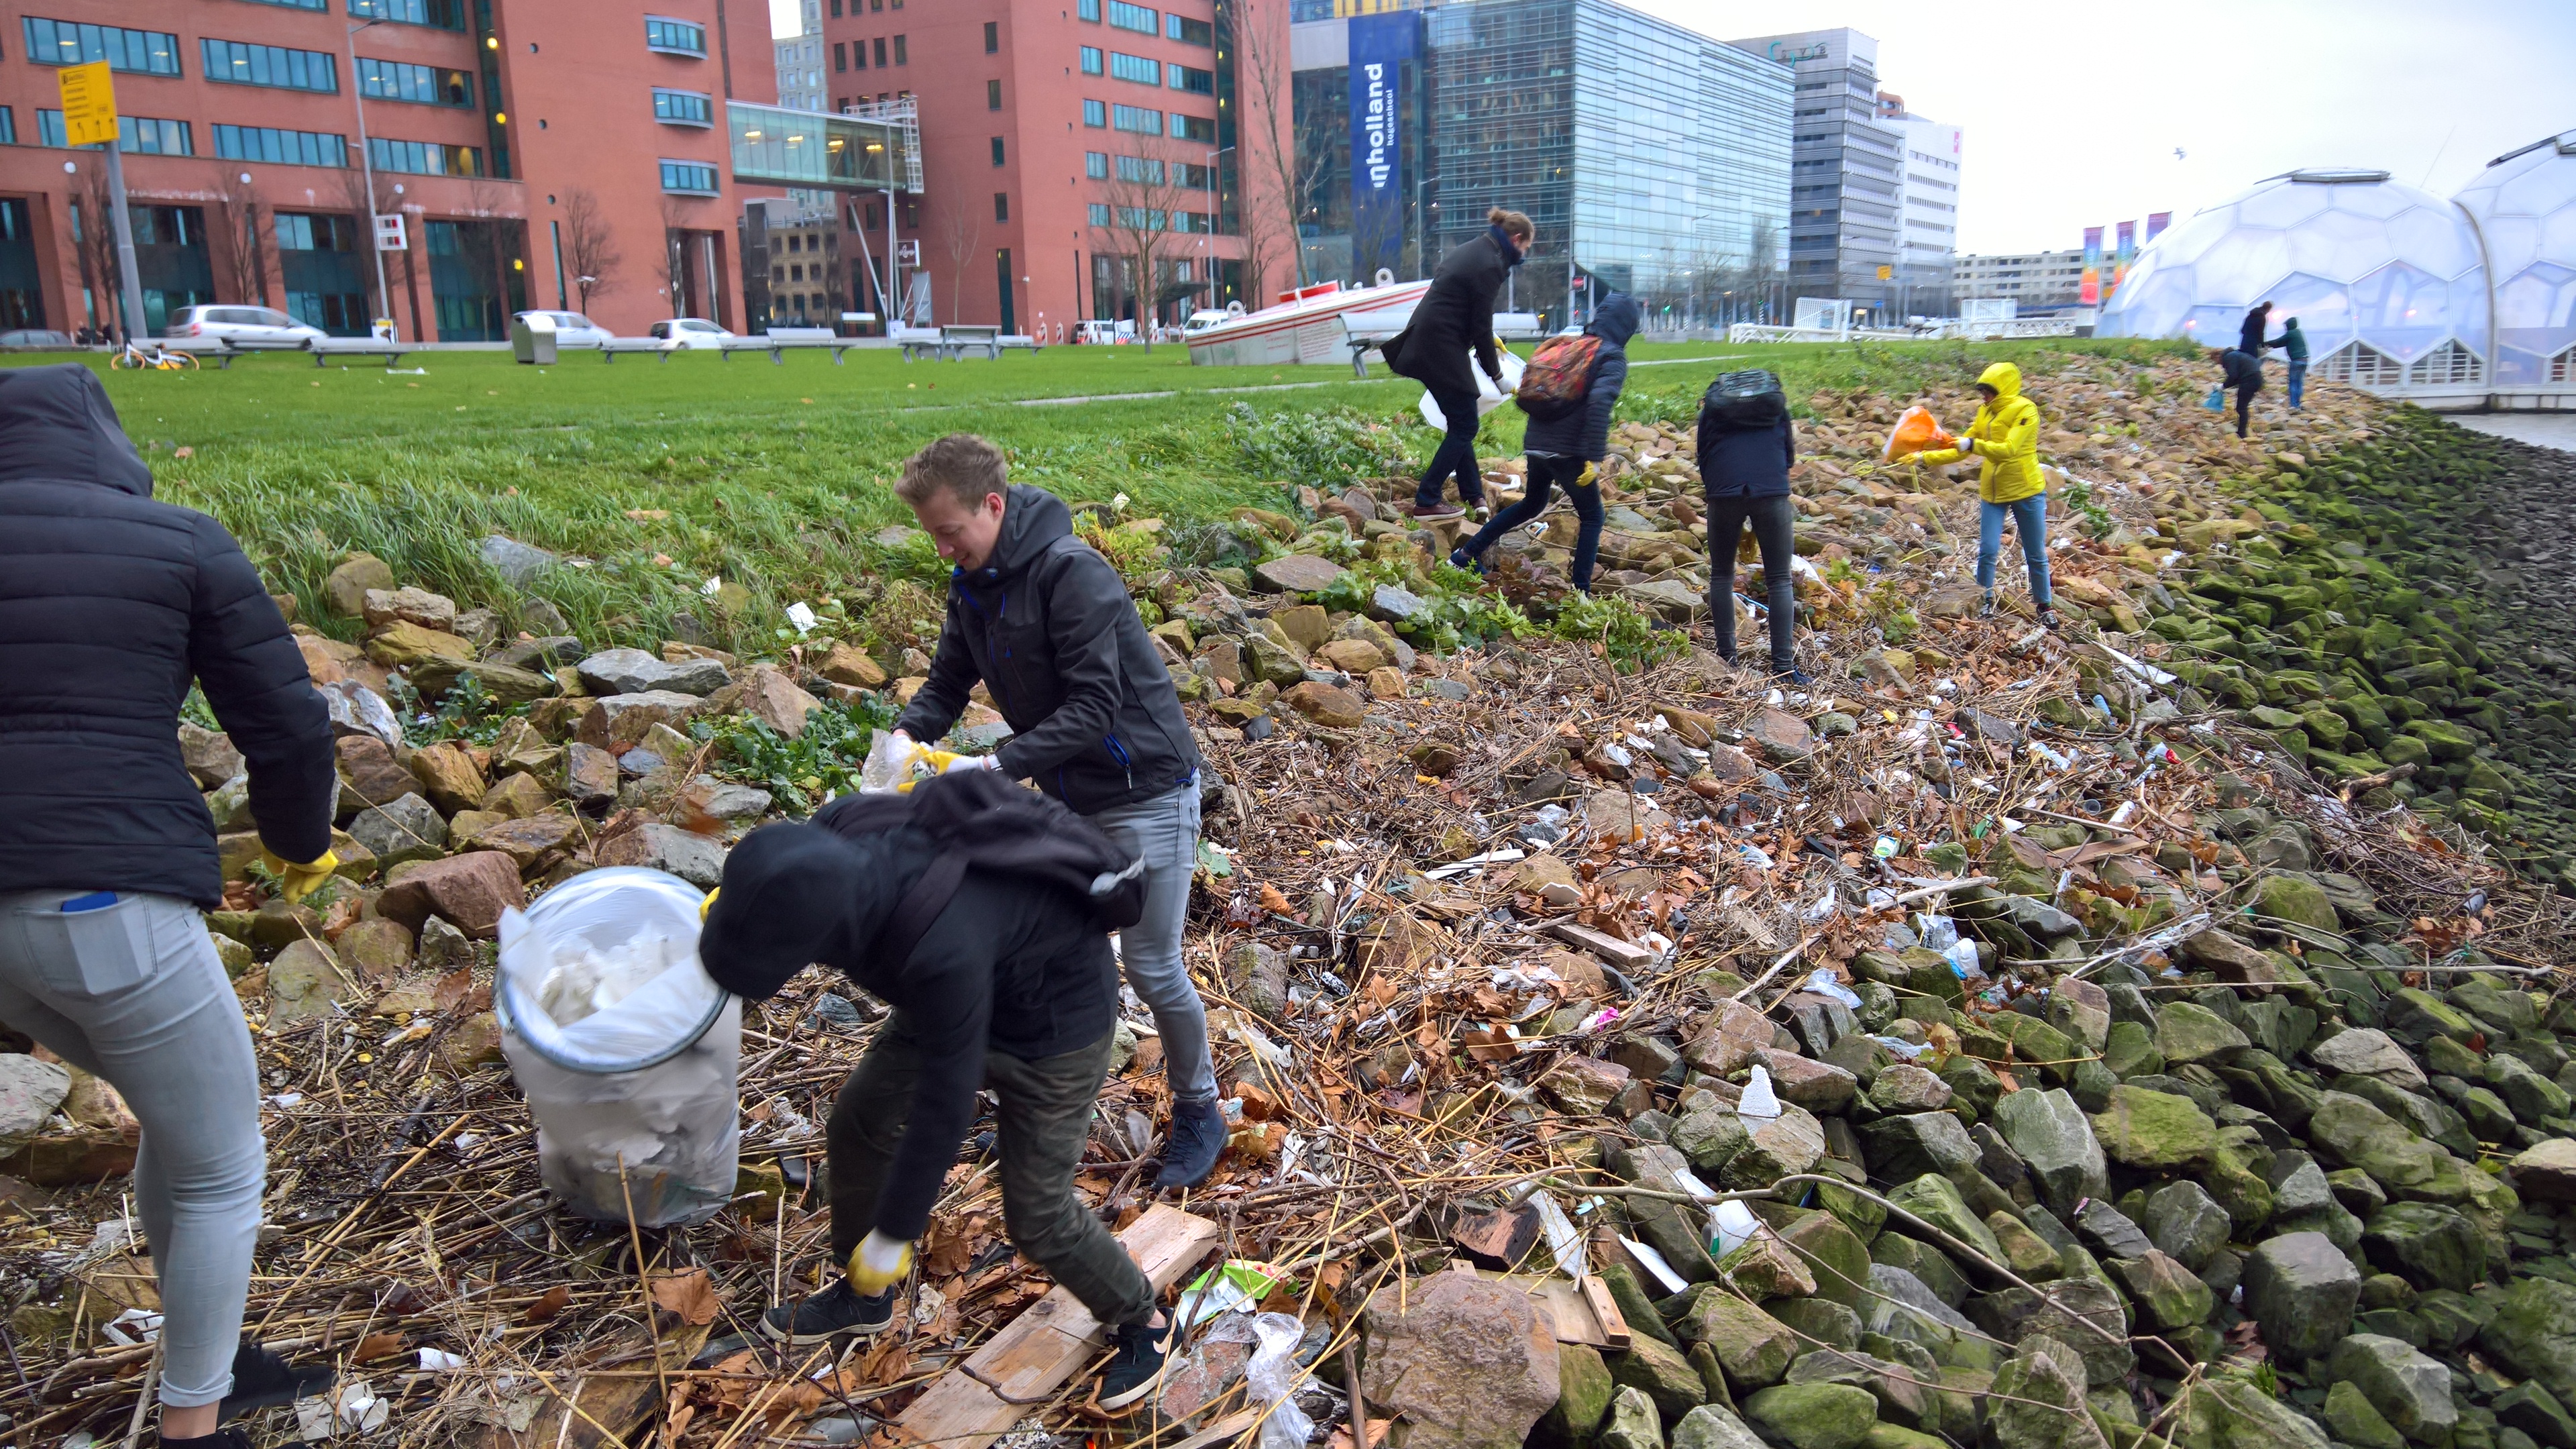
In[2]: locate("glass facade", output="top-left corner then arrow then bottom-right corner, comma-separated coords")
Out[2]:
1291,0 -> 1788,328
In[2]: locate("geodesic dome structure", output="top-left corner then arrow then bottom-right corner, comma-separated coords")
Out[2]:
2453,130 -> 2576,386
2100,169 -> 2491,390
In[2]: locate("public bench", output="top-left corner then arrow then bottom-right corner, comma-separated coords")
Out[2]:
308,337 -> 411,370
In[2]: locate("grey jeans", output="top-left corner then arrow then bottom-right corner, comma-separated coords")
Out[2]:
1087,783 -> 1216,1104
0,892 -> 264,1409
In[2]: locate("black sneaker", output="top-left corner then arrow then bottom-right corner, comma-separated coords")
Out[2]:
1773,667 -> 1813,687
2037,607 -> 2061,631
219,1342 -> 335,1422
1096,1320 -> 1177,1411
161,1431 -> 258,1449
1448,547 -> 1486,576
1157,1097 -> 1228,1189
761,1276 -> 895,1344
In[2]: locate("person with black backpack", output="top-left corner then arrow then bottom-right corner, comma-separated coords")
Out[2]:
1448,291 -> 1638,590
700,769 -> 1179,1409
1697,369 -> 1807,682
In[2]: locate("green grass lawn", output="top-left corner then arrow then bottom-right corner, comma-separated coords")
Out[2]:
5,335 -> 2190,659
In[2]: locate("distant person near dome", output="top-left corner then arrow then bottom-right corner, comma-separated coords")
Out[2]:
2238,301 -> 2273,361
2214,347 -> 2265,439
2267,317 -> 2310,411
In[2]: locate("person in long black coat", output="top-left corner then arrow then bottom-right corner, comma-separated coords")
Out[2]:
1391,206 -> 1533,519
2237,301 -> 2273,360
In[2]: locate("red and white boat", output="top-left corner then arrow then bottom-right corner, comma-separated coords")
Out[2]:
1183,274 -> 1432,368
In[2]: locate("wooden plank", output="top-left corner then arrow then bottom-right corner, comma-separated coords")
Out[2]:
893,1205 -> 1220,1449
1544,920 -> 1658,971
1579,1275 -> 1631,1350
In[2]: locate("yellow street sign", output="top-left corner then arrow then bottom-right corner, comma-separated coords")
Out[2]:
58,61 -> 118,148
1876,265 -> 1893,280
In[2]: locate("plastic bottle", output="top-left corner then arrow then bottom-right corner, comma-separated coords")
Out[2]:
1709,1198 -> 1762,1258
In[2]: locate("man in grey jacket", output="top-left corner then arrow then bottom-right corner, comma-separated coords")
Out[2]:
888,433 -> 1225,1187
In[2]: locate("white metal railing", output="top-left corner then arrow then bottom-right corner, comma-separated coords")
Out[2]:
1919,319 -> 2081,340
1727,323 -> 1916,343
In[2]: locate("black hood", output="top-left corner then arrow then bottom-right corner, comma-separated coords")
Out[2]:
0,364 -> 154,496
1589,292 -> 1642,348
970,482 -> 1075,582
700,820 -> 893,1000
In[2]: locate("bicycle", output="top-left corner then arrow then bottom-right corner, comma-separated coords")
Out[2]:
109,340 -> 200,371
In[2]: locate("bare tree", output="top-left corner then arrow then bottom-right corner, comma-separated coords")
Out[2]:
207,167 -> 270,306
559,187 -> 621,310
1228,0 -> 1328,291
659,194 -> 694,312
935,197 -> 981,325
1092,140 -> 1205,352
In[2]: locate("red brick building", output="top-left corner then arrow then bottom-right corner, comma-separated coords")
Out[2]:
815,0 -> 1291,337
0,0 -> 780,339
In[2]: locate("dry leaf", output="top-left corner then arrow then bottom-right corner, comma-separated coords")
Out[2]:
524,1285 -> 572,1324
1257,883 -> 1293,916
432,968 -> 474,1012
649,1268 -> 720,1325
353,1331 -> 407,1362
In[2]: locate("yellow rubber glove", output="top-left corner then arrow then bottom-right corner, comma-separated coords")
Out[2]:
699,887 -> 719,922
1576,462 -> 1599,488
895,748 -> 964,792
261,849 -> 339,903
848,1230 -> 915,1294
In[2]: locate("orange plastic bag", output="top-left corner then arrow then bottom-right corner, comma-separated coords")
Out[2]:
1883,404 -> 1953,462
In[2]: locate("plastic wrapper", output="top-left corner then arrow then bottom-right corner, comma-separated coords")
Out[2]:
1415,350 -> 1527,427
1882,403 -> 1953,461
496,868 -> 740,1228
1737,1063 -> 1781,1126
1204,1311 -> 1313,1449
1709,1199 -> 1762,1258
858,729 -> 933,794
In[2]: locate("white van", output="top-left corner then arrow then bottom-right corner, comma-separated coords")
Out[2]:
1074,319 -> 1135,345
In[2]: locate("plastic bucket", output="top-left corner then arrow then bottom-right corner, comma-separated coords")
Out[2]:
495,867 -> 741,1227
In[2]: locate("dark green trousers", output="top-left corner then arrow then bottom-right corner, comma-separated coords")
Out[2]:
826,1020 -> 1156,1327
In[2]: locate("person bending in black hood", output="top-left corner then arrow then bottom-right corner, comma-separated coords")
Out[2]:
1392,206 -> 1536,519
0,365 -> 339,1448
699,799 -> 1178,1409
2213,347 -> 2264,439
885,435 -> 1225,1191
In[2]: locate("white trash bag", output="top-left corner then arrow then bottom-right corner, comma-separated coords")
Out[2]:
1205,1311 -> 1313,1449
1415,349 -> 1528,427
496,867 -> 741,1227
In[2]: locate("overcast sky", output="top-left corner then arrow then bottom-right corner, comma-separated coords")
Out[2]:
771,0 -> 2576,256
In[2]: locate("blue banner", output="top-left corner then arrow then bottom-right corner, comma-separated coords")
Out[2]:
1347,13 -> 1417,282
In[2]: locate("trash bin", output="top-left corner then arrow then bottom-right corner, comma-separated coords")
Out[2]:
494,867 -> 740,1226
511,311 -> 557,364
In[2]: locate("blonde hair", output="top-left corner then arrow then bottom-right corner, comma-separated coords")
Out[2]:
896,433 -> 1008,510
1487,207 -> 1534,242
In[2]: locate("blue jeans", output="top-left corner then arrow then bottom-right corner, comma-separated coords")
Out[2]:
1978,494 -> 2051,608
1086,782 -> 1214,1104
2286,361 -> 2306,410
0,891 -> 265,1409
1456,454 -> 1601,589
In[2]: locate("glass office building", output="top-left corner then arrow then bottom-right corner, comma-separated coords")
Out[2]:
1289,0 -> 1789,329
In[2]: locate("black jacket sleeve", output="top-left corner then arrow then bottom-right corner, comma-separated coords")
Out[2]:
871,944 -> 994,1240
186,515 -> 334,864
1574,347 -> 1628,462
1778,413 -> 1796,470
990,547 -> 1134,783
892,596 -> 981,744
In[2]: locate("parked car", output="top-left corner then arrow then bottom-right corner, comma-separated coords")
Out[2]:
511,310 -> 613,347
648,317 -> 734,348
165,306 -> 325,347
0,329 -> 76,350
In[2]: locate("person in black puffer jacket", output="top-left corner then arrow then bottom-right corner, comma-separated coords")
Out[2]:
2214,347 -> 2265,439
0,364 -> 338,1448
888,434 -> 1223,1189
1697,372 -> 1805,682
1390,206 -> 1534,519
1449,291 -> 1638,592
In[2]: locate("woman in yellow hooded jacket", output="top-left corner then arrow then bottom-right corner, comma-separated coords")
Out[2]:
1901,361 -> 2057,627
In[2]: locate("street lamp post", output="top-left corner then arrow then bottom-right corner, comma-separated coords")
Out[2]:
343,15 -> 395,339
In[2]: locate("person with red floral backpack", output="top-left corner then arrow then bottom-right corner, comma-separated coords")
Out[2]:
1449,291 -> 1639,592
